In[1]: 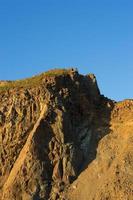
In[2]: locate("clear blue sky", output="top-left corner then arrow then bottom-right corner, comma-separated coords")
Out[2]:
0,0 -> 132,101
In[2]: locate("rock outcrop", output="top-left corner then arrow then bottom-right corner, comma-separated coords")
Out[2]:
0,69 -> 132,200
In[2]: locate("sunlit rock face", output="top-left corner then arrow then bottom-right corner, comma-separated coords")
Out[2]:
0,69 -> 132,200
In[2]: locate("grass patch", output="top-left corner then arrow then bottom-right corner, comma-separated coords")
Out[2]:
0,68 -> 73,91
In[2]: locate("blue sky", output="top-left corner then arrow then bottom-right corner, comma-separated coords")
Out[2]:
0,0 -> 132,101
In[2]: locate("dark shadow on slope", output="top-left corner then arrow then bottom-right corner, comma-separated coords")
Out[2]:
60,95 -> 115,184
32,119 -> 54,200
78,96 -> 115,177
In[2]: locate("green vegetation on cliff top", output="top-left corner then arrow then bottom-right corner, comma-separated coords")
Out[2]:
0,69 -> 75,91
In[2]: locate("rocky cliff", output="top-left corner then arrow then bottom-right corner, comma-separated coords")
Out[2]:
0,69 -> 132,200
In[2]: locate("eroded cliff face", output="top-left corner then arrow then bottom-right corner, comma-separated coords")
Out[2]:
66,100 -> 133,200
0,69 -> 132,200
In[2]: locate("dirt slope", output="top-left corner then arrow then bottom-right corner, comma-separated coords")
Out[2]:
65,100 -> 133,200
0,69 -> 132,200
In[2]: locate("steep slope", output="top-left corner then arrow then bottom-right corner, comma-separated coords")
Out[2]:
2,104 -> 49,199
66,100 -> 133,200
0,68 -> 132,200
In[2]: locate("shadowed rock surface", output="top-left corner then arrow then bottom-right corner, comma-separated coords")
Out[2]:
0,69 -> 132,200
